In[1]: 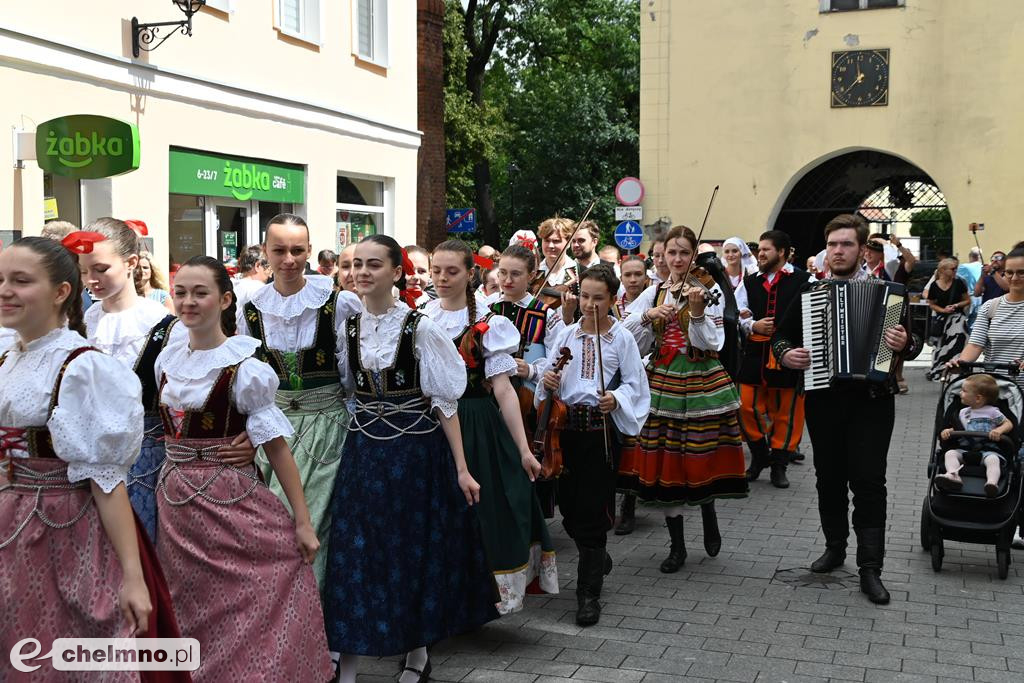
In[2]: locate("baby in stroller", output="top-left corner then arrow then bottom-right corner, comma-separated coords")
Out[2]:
936,374 -> 1014,496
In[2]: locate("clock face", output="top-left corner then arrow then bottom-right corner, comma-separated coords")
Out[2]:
831,49 -> 889,108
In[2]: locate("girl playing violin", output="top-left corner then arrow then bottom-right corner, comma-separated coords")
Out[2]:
537,264 -> 649,628
620,225 -> 748,575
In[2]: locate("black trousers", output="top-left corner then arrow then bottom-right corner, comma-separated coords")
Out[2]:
557,430 -> 617,549
805,386 -> 894,534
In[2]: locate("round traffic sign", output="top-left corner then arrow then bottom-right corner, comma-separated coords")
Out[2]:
614,177 -> 645,206
614,220 -> 643,250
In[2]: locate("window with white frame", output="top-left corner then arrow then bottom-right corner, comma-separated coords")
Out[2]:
204,0 -> 234,13
276,0 -> 321,43
336,174 -> 391,248
820,0 -> 903,10
353,0 -> 389,66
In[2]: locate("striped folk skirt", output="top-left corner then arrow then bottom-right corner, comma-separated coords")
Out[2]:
619,354 -> 748,505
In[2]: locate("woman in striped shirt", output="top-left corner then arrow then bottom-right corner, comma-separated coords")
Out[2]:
950,247 -> 1024,376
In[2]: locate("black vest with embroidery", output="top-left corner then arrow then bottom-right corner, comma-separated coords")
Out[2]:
490,298 -> 548,357
346,310 -> 423,403
158,365 -> 248,439
135,315 -> 178,416
243,298 -> 340,390
0,346 -> 96,459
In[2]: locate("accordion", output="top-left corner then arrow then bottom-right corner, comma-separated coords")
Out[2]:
801,279 -> 907,391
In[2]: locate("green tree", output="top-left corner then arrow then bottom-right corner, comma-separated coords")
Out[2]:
909,207 -> 952,258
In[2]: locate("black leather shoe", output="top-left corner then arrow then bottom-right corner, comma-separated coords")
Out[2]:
810,547 -> 846,573
399,658 -> 431,683
770,464 -> 790,489
701,503 -> 721,557
859,568 -> 891,604
659,515 -> 687,573
615,494 -> 636,535
575,546 -> 607,626
745,439 -> 770,481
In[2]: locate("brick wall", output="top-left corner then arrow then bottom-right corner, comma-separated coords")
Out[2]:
417,0 -> 447,248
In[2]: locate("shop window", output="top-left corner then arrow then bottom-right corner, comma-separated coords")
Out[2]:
43,173 -> 82,228
168,194 -> 205,275
258,202 -> 295,244
336,174 -> 387,248
820,0 -> 903,10
276,0 -> 321,44
353,0 -> 389,66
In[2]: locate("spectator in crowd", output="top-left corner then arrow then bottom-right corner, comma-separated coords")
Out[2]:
975,251 -> 1010,303
863,241 -> 890,280
958,246 -> 984,325
317,249 -> 338,277
648,235 -> 669,285
137,251 -> 174,313
866,233 -> 916,284
925,259 -> 971,380
570,220 -> 604,271
41,220 -> 94,311
478,244 -> 499,263
599,244 -> 622,276
232,245 -> 271,308
336,243 -> 358,293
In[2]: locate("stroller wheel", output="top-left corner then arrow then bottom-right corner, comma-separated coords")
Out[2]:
931,538 -> 944,572
919,497 -> 932,551
997,548 -> 1011,580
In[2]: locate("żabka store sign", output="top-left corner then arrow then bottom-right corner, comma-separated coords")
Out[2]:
36,115 -> 141,179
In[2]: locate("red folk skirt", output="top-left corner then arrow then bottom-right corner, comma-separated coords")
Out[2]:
156,439 -> 332,683
0,457 -> 187,683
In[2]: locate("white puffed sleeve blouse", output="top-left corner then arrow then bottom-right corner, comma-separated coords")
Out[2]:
154,335 -> 295,446
420,295 -> 522,380
0,327 -> 144,493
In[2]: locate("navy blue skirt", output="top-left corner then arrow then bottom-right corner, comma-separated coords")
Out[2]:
323,426 -> 498,656
127,415 -> 165,541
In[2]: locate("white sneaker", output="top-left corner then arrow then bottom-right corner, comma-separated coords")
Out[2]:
1012,533 -> 1024,550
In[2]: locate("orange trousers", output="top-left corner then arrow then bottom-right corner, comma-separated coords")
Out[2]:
738,384 -> 805,452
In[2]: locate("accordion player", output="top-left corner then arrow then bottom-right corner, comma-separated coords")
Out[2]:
797,279 -> 908,391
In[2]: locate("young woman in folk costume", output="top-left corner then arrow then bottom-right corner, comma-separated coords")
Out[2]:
0,237 -> 186,683
157,256 -> 331,682
620,225 -> 747,573
722,237 -> 757,291
236,213 -> 361,589
79,218 -> 253,544
324,235 -> 497,683
422,240 -> 558,615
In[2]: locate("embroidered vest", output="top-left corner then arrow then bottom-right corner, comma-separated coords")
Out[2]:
157,365 -> 248,439
346,310 -> 423,402
490,298 -> 549,357
243,298 -> 340,390
652,287 -> 691,350
0,346 -> 97,459
135,315 -> 178,415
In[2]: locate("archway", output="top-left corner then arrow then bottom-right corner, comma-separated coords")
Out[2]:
771,150 -> 950,262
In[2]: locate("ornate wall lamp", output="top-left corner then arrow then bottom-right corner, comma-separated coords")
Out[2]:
131,1 -> 207,58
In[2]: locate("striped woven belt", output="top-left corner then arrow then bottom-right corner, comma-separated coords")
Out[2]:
565,405 -> 607,432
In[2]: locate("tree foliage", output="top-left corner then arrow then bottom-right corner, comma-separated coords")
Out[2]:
444,0 -> 640,247
909,207 -> 953,258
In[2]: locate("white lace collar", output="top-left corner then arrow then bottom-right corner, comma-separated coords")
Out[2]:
85,297 -> 169,341
15,326 -> 83,354
249,275 -> 333,320
161,335 -> 261,380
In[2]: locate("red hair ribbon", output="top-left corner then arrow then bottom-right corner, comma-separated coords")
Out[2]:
518,238 -> 536,251
458,320 -> 491,368
400,286 -> 423,308
473,254 -> 494,270
400,248 -> 416,277
61,231 -> 108,255
124,219 -> 149,236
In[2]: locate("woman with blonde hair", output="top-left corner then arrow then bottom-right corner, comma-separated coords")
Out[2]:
138,250 -> 174,313
925,258 -> 970,380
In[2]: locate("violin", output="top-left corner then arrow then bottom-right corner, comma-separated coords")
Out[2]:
669,266 -> 721,309
532,347 -> 573,481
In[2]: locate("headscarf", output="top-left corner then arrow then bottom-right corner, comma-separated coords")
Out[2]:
723,237 -> 758,275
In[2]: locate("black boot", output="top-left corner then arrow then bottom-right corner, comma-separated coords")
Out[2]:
614,493 -> 636,535
856,528 -> 890,605
770,450 -> 790,489
810,517 -> 848,573
659,515 -> 687,573
575,546 -> 607,626
701,502 -> 721,557
745,438 -> 770,481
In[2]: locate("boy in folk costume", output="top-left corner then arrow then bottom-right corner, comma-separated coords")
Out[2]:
537,264 -> 650,627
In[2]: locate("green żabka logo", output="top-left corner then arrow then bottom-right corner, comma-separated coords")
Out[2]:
222,161 -> 280,201
36,116 -> 140,179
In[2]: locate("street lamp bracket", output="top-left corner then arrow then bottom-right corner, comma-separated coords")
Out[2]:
131,1 -> 206,58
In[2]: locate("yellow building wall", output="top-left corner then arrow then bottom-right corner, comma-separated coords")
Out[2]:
640,0 -> 1024,256
0,0 -> 420,259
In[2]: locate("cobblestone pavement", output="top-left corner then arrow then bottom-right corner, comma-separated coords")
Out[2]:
365,366 -> 1024,682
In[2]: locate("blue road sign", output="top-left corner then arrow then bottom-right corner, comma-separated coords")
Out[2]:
614,220 -> 643,250
446,208 -> 477,233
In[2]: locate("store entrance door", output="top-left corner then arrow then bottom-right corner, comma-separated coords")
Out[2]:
206,198 -> 258,272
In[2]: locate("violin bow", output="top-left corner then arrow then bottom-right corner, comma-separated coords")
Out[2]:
592,303 -> 612,463
677,185 -> 719,293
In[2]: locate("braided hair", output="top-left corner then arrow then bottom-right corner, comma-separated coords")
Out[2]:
433,239 -> 477,322
179,256 -> 237,336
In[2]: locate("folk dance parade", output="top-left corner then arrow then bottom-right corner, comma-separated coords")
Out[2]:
4,209 -> 1024,683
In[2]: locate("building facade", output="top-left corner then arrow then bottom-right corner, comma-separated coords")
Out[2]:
1,0 -> 420,271
640,0 -> 1024,260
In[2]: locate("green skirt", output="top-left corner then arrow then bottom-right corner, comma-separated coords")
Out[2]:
259,384 -> 349,591
459,395 -> 558,614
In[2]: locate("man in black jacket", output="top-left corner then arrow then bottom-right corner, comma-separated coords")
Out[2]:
771,214 -> 913,605
735,230 -> 807,489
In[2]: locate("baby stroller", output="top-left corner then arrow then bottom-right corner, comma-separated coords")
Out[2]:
919,361 -> 1024,579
